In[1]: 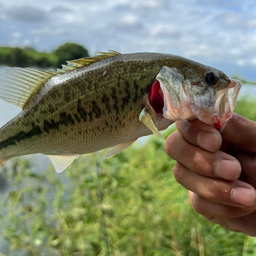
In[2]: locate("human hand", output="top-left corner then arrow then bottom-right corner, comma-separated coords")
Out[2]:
165,113 -> 256,236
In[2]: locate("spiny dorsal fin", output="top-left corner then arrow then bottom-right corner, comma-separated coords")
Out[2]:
0,67 -> 57,109
57,50 -> 120,73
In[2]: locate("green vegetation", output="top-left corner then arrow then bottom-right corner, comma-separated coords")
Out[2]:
0,47 -> 58,68
1,97 -> 256,255
0,43 -> 89,69
231,75 -> 256,85
54,43 -> 89,67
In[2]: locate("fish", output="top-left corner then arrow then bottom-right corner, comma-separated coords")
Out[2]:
0,51 -> 241,173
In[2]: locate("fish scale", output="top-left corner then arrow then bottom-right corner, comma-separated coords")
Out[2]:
0,51 -> 241,172
1,67 -> 153,154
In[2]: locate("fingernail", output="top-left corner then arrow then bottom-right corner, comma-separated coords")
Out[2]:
197,131 -> 218,152
231,187 -> 256,206
214,160 -> 241,180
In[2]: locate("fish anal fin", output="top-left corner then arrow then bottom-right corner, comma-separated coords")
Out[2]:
104,139 -> 137,159
48,155 -> 79,173
59,50 -> 120,73
139,108 -> 164,139
0,68 -> 57,109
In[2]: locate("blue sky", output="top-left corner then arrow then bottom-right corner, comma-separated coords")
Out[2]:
0,0 -> 256,80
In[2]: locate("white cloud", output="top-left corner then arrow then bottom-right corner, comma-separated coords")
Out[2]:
237,58 -> 256,67
12,32 -> 22,38
223,12 -> 243,25
120,14 -> 138,26
130,0 -> 160,10
252,58 -> 256,66
246,18 -> 256,28
6,5 -> 48,23
237,60 -> 246,67
148,24 -> 180,38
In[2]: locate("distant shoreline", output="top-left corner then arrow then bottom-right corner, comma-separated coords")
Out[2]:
0,46 -> 58,68
231,75 -> 256,85
0,43 -> 89,69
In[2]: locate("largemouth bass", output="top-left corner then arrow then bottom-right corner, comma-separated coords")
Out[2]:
0,51 -> 241,172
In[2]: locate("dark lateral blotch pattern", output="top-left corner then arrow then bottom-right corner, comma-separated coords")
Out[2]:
0,125 -> 42,150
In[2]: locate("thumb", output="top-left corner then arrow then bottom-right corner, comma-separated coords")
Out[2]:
222,113 -> 256,153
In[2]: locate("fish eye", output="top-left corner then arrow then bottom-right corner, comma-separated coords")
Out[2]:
205,71 -> 219,86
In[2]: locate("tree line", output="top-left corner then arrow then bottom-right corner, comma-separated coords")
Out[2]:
0,43 -> 89,69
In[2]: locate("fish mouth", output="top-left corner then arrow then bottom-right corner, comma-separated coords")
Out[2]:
212,79 -> 242,131
149,80 -> 164,117
149,77 -> 241,132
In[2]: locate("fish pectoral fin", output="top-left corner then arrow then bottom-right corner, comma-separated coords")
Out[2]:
104,139 -> 137,159
139,108 -> 164,139
48,155 -> 79,173
0,68 -> 57,109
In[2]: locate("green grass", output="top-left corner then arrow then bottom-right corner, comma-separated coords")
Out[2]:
1,97 -> 256,255
0,140 -> 247,256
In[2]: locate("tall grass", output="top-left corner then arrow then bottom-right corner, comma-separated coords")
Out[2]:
0,97 -> 256,255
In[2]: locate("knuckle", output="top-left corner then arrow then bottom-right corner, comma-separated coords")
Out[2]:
206,180 -> 223,201
165,132 -> 183,157
191,151 -> 203,170
209,190 -> 222,201
190,194 -> 205,214
173,163 -> 186,185
191,151 -> 214,175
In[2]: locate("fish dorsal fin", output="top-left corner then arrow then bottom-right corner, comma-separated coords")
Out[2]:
0,67 -> 57,109
104,139 -> 137,159
57,50 -> 120,73
48,155 -> 79,173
